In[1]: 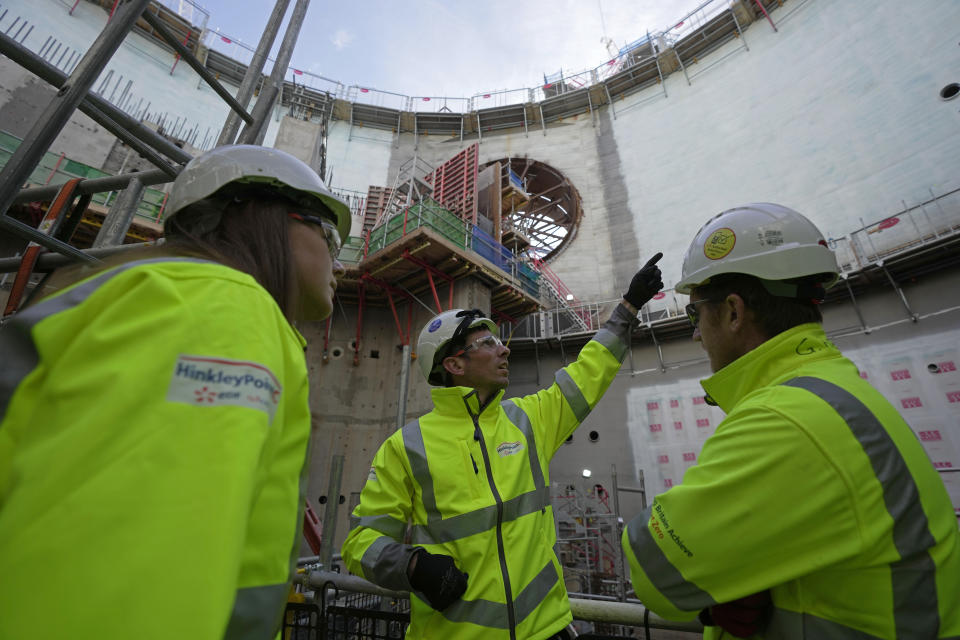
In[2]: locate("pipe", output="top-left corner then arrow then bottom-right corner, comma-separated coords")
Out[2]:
879,263 -> 917,322
298,570 -> 702,632
0,240 -> 164,274
0,216 -> 97,264
13,168 -> 171,206
752,0 -> 778,32
611,464 -> 626,602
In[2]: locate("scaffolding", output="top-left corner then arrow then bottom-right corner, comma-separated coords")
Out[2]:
0,0 -> 312,315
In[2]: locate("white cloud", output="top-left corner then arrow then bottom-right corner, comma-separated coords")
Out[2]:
331,29 -> 354,50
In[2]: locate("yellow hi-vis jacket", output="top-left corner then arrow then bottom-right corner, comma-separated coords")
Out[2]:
0,258 -> 312,640
623,323 -> 960,639
342,304 -> 637,640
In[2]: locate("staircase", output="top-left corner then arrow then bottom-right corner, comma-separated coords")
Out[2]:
375,154 -> 435,226
528,255 -> 593,333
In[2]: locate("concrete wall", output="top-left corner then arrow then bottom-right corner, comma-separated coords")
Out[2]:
608,0 -> 960,291
313,0 -> 960,301
0,54 -> 116,167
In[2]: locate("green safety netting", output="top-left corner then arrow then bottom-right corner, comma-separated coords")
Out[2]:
359,197 -> 540,296
0,129 -> 167,224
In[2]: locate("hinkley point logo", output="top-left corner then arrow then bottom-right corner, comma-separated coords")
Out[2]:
497,441 -> 524,457
167,355 -> 283,423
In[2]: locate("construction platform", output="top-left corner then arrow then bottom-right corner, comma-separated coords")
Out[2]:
337,225 -> 541,322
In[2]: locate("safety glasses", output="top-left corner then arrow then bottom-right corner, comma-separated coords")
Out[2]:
685,298 -> 720,327
452,334 -> 503,357
288,212 -> 342,260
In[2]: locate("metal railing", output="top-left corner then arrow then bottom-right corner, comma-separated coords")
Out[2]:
348,199 -> 540,298
196,0 -> 760,114
500,185 -> 960,341
294,570 -> 703,637
833,187 -> 960,272
152,0 -> 209,32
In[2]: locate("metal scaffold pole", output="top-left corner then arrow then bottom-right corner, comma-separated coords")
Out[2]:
396,343 -> 411,427
317,454 -> 345,569
93,177 -> 145,248
238,0 -> 311,145
216,0 -> 291,147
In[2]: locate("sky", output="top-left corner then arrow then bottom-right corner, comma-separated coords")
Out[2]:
191,0 -> 707,99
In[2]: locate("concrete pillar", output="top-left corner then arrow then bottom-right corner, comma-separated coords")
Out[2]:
451,275 -> 492,313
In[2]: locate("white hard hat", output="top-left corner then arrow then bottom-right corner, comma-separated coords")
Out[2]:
675,203 -> 839,295
417,309 -> 498,386
165,145 -> 351,243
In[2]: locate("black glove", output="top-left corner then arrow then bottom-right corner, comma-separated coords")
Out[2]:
623,252 -> 664,309
408,549 -> 468,611
698,591 -> 772,638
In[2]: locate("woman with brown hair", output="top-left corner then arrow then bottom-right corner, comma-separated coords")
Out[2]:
0,145 -> 349,639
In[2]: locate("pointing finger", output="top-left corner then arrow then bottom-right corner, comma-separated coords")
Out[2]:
643,252 -> 664,268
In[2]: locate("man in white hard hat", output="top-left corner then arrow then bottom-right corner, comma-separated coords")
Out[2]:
343,254 -> 664,640
622,204 -> 960,639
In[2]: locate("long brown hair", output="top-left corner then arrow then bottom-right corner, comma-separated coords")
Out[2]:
165,193 -> 297,319
42,191 -> 300,320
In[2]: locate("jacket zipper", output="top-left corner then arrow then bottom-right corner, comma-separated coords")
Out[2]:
471,415 -> 517,639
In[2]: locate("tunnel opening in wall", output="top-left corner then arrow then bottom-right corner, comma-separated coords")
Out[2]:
481,157 -> 583,262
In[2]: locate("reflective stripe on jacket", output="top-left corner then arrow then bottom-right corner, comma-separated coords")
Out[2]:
343,304 -> 637,640
0,259 -> 312,640
622,323 -> 960,639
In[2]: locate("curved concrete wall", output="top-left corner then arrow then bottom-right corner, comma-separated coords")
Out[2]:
323,0 -> 960,298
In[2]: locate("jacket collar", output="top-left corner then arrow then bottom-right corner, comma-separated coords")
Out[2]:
701,323 -> 839,412
430,386 -> 506,418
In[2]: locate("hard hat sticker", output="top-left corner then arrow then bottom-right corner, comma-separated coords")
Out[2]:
428,318 -> 442,332
704,228 -> 736,260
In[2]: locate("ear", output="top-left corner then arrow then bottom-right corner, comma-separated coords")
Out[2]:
442,355 -> 465,378
724,294 -> 748,333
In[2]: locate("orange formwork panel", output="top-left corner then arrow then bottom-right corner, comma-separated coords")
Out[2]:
424,143 -> 479,224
